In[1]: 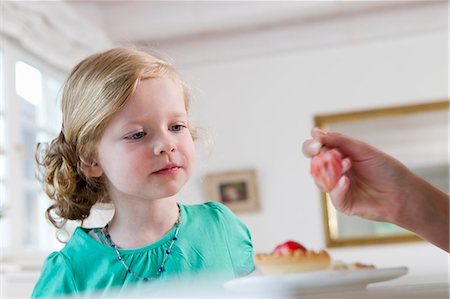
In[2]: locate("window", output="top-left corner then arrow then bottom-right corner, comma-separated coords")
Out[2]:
0,50 -> 7,248
1,41 -> 64,256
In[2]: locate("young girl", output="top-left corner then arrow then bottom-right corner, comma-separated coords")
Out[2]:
32,48 -> 254,297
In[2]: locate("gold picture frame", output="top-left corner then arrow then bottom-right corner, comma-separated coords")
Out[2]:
314,100 -> 449,247
205,169 -> 261,214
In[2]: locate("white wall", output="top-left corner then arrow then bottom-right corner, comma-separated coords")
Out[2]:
175,30 -> 448,278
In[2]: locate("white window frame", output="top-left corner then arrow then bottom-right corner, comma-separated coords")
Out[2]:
1,36 -> 67,267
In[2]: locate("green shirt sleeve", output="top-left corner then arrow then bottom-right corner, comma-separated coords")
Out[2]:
207,202 -> 255,277
32,252 -> 78,298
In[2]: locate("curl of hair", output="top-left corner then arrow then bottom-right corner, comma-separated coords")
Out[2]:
36,132 -> 105,229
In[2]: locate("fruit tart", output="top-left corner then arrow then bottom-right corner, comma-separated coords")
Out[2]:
254,240 -> 332,275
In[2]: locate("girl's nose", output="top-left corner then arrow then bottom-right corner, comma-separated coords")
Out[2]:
153,139 -> 176,155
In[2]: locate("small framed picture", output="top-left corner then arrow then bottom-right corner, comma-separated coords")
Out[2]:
205,169 -> 260,214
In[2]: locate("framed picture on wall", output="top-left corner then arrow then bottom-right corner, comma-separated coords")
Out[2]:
205,169 -> 260,214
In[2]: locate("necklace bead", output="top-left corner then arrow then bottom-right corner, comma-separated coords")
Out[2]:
102,206 -> 181,282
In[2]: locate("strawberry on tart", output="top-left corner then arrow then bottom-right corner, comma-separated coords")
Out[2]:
254,240 -> 332,275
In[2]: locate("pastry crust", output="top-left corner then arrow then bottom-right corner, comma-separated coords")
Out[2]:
254,249 -> 332,275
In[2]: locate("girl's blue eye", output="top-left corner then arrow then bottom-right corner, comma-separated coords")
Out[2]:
127,131 -> 146,140
170,124 -> 186,132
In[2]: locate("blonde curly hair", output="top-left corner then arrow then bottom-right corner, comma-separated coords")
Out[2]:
36,48 -> 195,229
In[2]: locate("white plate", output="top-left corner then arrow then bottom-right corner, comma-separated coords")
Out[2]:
224,267 -> 408,296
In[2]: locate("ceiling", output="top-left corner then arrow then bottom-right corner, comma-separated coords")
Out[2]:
64,1 -> 414,45
2,1 -> 445,71
57,1 -> 447,68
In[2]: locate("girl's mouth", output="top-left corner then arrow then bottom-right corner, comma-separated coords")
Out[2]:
152,164 -> 180,175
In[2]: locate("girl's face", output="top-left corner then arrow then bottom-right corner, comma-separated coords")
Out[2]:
93,76 -> 196,202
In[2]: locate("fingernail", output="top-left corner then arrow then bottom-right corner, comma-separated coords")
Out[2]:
338,176 -> 346,188
310,140 -> 322,152
341,158 -> 350,172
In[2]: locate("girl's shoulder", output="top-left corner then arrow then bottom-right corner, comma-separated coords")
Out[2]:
181,201 -> 236,220
58,227 -> 115,258
41,250 -> 70,267
181,200 -> 230,211
180,201 -> 248,233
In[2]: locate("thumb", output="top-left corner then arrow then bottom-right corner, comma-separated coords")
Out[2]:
313,128 -> 368,158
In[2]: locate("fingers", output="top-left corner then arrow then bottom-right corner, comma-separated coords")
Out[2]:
312,128 -> 346,149
302,139 -> 322,157
307,127 -> 367,159
303,128 -> 337,157
341,157 -> 351,173
311,127 -> 327,139
304,128 -> 353,197
301,128 -> 327,158
304,128 -> 353,211
329,176 -> 351,212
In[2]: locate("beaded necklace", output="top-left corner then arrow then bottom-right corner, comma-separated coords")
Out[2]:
101,207 -> 181,282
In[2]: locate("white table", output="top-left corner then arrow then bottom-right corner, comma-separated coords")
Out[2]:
115,273 -> 449,298
228,274 -> 449,299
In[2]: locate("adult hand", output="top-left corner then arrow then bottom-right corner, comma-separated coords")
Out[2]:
303,128 -> 409,222
302,128 -> 449,252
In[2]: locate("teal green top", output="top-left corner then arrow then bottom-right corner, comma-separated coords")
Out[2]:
32,202 -> 254,298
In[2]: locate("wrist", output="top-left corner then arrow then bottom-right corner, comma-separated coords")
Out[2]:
393,171 -> 449,251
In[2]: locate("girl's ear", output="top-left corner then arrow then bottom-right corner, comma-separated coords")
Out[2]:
79,160 -> 103,178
